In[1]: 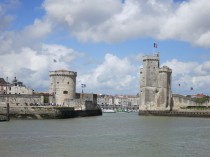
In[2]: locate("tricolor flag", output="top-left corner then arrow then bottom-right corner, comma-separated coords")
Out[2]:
154,43 -> 157,48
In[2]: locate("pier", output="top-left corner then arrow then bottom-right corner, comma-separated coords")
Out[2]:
0,103 -> 10,122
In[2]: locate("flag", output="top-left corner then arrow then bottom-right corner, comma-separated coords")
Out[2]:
154,43 -> 157,48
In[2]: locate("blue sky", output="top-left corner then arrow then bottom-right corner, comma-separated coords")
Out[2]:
0,0 -> 210,96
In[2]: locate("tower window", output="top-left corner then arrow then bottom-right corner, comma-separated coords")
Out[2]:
67,82 -> 69,84
63,91 -> 68,94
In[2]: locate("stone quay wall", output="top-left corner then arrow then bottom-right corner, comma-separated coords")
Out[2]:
172,94 -> 198,110
139,94 -> 210,117
0,106 -> 67,119
139,110 -> 210,118
0,94 -> 43,107
64,99 -> 101,111
0,105 -> 102,120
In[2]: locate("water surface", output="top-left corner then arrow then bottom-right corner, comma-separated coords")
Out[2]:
0,113 -> 210,157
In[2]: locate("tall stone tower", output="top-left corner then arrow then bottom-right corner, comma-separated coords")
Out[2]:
139,53 -> 172,111
49,70 -> 77,105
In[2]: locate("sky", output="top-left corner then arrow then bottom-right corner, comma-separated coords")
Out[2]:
0,0 -> 210,96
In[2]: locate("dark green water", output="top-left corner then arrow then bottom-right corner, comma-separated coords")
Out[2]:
0,113 -> 210,157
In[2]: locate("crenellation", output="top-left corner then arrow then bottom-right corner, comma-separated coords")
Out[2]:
49,70 -> 77,77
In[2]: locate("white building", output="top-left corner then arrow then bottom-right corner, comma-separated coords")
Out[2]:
7,77 -> 33,95
0,78 -> 7,94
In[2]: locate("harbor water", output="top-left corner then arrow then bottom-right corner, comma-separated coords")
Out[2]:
0,113 -> 210,157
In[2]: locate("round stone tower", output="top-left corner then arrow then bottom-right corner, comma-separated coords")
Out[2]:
49,70 -> 77,105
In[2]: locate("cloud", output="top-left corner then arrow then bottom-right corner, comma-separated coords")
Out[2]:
23,18 -> 52,39
164,59 -> 198,76
163,59 -> 210,94
0,17 -> 52,55
0,44 -> 84,91
159,0 -> 210,47
77,53 -> 138,94
1,0 -> 210,95
41,0 -> 210,47
0,0 -> 20,31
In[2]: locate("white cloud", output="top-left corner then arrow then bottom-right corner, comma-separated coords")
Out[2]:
77,53 -> 138,94
0,44 -> 84,91
2,0 -> 210,47
23,19 -> 52,39
164,59 -> 198,76
163,59 -> 210,95
41,0 -> 210,47
0,0 -> 19,31
0,18 -> 51,55
159,0 -> 210,47
1,0 -> 210,95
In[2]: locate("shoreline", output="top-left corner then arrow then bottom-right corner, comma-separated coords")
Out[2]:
0,106 -> 102,120
139,110 -> 210,118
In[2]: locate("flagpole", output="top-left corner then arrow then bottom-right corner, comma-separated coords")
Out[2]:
153,42 -> 157,55
153,43 -> 155,55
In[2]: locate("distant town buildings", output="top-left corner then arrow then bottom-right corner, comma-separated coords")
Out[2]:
7,77 -> 33,95
191,93 -> 207,99
97,94 -> 139,111
0,78 -> 7,94
0,77 -> 33,95
0,76 -> 42,107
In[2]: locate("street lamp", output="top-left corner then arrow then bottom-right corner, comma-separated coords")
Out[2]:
81,84 -> 86,94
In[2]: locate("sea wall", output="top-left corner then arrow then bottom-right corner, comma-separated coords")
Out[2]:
64,98 -> 101,111
0,106 -> 102,120
0,94 -> 43,106
172,94 -> 198,110
139,110 -> 210,118
139,94 -> 210,117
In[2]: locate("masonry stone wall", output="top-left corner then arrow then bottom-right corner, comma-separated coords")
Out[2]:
139,53 -> 210,117
172,94 -> 200,110
49,70 -> 77,105
0,106 -> 76,119
0,94 -> 43,106
64,93 -> 100,111
140,53 -> 172,111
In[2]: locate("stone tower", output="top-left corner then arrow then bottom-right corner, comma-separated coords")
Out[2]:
139,53 -> 172,111
49,70 -> 77,105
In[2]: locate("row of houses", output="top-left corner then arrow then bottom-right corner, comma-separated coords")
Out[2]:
97,94 -> 140,110
0,77 -> 33,95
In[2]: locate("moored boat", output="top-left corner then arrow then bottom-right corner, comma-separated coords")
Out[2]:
102,109 -> 116,113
